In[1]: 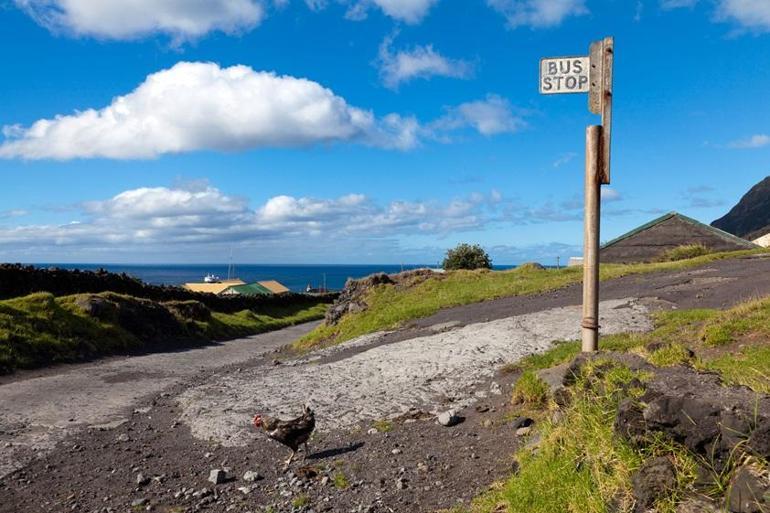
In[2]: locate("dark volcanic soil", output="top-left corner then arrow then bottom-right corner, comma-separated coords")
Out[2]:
0,367 -> 523,513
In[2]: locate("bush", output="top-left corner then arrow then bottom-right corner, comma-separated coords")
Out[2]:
442,243 -> 492,271
660,244 -> 710,262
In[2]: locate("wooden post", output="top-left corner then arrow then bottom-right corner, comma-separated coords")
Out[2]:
582,125 -> 602,352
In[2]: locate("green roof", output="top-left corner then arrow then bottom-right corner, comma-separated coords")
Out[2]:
224,283 -> 273,296
601,211 -> 757,249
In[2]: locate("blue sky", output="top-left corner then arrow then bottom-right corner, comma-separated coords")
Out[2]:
0,0 -> 769,265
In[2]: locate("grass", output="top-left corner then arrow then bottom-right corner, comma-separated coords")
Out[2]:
294,249 -> 764,352
372,419 -> 393,432
471,361 -> 657,513
291,494 -> 311,508
659,243 -> 711,262
699,296 -> 770,346
510,371 -> 550,407
0,291 -> 328,373
704,345 -> 770,394
332,471 -> 349,489
460,294 -> 770,513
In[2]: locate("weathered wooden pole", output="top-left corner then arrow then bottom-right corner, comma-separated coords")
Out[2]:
582,125 -> 602,352
539,37 -> 613,352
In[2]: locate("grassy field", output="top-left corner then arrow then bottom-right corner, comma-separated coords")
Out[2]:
458,295 -> 770,513
0,292 -> 327,374
294,249 -> 765,352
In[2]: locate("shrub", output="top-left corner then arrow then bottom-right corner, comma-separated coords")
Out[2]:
660,244 -> 710,262
442,243 -> 492,271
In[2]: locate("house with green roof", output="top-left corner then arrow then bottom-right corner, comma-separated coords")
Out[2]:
600,212 -> 757,264
220,282 -> 274,296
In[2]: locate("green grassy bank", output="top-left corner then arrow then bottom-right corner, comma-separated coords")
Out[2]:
0,291 -> 327,374
294,249 -> 765,352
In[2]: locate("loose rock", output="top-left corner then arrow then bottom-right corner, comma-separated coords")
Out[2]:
437,410 -> 461,427
208,469 -> 227,485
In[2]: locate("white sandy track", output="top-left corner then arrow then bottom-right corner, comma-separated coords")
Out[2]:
177,298 -> 652,447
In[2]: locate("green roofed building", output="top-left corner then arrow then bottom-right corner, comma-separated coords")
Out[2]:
221,282 -> 274,296
600,211 -> 757,264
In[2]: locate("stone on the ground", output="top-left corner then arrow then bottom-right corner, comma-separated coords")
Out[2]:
437,410 -> 460,427
511,417 -> 534,429
728,465 -> 769,513
631,457 -> 676,512
242,471 -> 262,482
676,497 -> 719,513
208,469 -> 227,485
515,426 -> 532,437
116,433 -> 130,442
131,498 -> 148,507
396,477 -> 407,490
135,473 -> 150,486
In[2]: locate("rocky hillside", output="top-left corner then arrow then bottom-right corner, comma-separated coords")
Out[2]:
712,176 -> 770,240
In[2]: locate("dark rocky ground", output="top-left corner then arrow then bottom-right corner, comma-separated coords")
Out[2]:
3,254 -> 770,513
0,365 -> 524,513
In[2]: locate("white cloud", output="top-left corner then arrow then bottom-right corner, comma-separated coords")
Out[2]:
728,134 -> 770,149
660,0 -> 699,9
14,0 -> 264,41
378,34 -> 474,89
0,62 -> 421,160
346,0 -> 439,23
432,95 -> 525,136
487,0 -> 588,28
0,62 -> 523,160
717,0 -> 770,31
0,184 -> 505,253
553,152 -> 577,168
600,187 -> 622,203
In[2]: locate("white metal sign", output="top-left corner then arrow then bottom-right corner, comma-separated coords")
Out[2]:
539,56 -> 590,94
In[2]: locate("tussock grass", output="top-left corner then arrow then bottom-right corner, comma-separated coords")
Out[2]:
295,249 -> 764,352
659,243 -> 711,262
0,292 -> 327,373
510,371 -> 550,407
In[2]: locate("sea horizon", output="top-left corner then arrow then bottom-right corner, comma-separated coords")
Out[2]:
22,262 -> 521,292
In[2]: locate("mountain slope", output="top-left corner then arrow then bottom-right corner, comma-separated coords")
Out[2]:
712,176 -> 770,239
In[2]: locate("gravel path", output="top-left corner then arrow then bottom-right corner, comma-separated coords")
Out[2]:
177,297 -> 652,446
0,322 -> 319,479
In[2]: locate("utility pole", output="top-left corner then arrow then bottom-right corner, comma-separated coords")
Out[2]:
540,37 -> 614,352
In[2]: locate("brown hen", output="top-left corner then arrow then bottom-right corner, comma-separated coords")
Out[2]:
253,405 -> 315,470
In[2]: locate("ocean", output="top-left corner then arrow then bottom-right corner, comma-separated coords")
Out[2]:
34,263 -> 518,292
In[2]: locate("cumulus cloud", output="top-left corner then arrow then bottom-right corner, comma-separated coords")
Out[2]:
378,34 -> 474,89
0,62 -> 523,160
431,95 -> 526,136
487,0 -> 588,29
0,62 -> 422,160
345,0 -> 439,23
14,0 -> 264,41
716,0 -> 770,31
0,183 -> 508,254
728,134 -> 770,149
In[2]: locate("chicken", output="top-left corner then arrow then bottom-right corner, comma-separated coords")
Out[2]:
253,405 -> 315,470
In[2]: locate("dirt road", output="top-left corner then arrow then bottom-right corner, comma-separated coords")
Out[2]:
2,254 -> 770,513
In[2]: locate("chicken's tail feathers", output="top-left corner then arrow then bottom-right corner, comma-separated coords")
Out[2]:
303,404 -> 314,415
